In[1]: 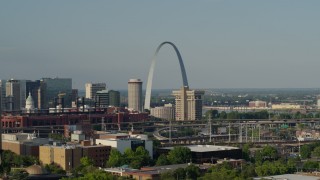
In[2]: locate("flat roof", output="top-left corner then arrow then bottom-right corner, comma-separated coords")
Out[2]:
254,174 -> 320,180
99,133 -> 129,136
161,145 -> 239,153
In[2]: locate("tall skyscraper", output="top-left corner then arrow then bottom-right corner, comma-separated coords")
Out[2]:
172,86 -> 204,120
108,90 -> 120,107
5,79 -> 26,111
0,80 -> 6,111
85,83 -> 106,99
40,78 -> 72,108
128,79 -> 143,112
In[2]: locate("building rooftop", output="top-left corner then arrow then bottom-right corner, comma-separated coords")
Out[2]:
161,145 -> 239,153
254,174 -> 320,180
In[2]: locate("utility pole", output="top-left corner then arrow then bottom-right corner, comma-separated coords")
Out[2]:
252,125 -> 254,142
169,118 -> 172,144
245,122 -> 248,142
239,121 -> 242,143
228,122 -> 231,142
258,124 -> 261,142
209,114 -> 212,143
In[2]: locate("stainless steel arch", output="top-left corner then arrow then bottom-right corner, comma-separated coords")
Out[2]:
144,41 -> 189,110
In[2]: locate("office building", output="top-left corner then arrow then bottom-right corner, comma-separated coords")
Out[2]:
0,80 -> 6,110
159,145 -> 242,164
272,103 -> 303,110
2,133 -> 50,157
96,90 -> 109,107
85,83 -> 106,99
108,90 -> 120,107
39,143 -> 111,171
248,101 -> 267,108
96,137 -> 153,158
5,79 -> 26,111
40,78 -> 72,108
172,86 -> 204,120
150,103 -> 175,120
128,79 -> 142,112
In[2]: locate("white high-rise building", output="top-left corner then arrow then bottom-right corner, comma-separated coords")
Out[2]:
128,79 -> 142,112
85,83 -> 106,99
172,86 -> 204,121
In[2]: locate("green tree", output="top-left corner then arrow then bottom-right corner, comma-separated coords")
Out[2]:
12,155 -> 23,167
9,169 -> 28,180
261,145 -> 278,161
156,154 -> 170,166
300,145 -> 312,159
287,158 -> 298,173
242,143 -> 250,161
254,151 -> 263,165
219,111 -> 227,119
174,168 -> 186,180
312,146 -> 320,158
185,164 -> 201,179
126,147 -> 152,169
80,156 -> 94,167
123,148 -> 135,165
107,149 -> 124,168
22,155 -> 39,166
315,113 -> 320,118
240,164 -> 256,179
307,113 -> 314,118
205,110 -> 219,119
255,160 -> 290,176
303,160 -> 319,172
227,111 -> 239,119
200,163 -> 240,180
134,146 -> 152,167
167,146 -> 191,164
45,164 -> 66,175
160,170 -> 175,180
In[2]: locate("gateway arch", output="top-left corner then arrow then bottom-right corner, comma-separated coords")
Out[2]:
144,41 -> 189,110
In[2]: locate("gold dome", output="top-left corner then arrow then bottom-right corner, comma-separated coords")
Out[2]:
25,164 -> 47,175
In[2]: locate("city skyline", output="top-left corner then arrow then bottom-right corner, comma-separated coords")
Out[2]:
1,1 -> 320,90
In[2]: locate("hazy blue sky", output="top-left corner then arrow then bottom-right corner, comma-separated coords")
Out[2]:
1,1 -> 320,90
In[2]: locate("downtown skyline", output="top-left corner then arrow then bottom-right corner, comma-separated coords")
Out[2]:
1,1 -> 320,90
